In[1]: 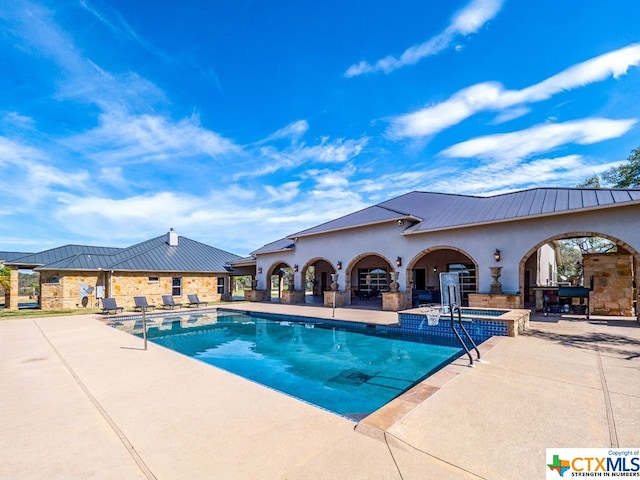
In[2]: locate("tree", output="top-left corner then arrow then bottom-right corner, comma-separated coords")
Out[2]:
602,147 -> 640,187
557,237 -> 616,283
578,147 -> 640,188
0,266 -> 10,292
576,174 -> 601,188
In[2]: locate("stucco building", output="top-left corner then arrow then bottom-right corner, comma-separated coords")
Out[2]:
249,188 -> 640,317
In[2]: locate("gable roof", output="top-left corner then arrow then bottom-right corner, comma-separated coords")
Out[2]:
254,187 -> 640,253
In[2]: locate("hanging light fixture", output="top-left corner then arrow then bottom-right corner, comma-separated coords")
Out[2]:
494,249 -> 501,262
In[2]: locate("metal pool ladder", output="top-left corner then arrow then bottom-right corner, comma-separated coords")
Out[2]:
446,284 -> 484,368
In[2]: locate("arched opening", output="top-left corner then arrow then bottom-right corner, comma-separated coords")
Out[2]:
407,247 -> 477,308
520,232 -> 639,316
266,262 -> 293,302
301,257 -> 336,304
346,253 -> 394,307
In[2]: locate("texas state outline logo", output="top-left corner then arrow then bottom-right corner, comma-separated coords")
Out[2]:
546,448 -> 640,479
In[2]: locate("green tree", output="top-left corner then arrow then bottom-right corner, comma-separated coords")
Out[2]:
578,147 -> 640,188
0,266 -> 10,292
602,147 -> 640,187
576,174 -> 601,188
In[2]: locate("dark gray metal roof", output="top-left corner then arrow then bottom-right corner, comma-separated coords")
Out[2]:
251,238 -> 295,255
0,251 -> 33,263
105,235 -> 241,273
290,205 -> 419,239
6,245 -> 123,268
228,256 -> 257,267
398,188 -> 640,233
35,254 -> 120,271
26,233 -> 242,273
255,187 -> 640,249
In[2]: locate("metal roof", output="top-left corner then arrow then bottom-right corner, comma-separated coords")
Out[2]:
13,233 -> 242,273
290,205 -> 419,238
0,251 -> 33,263
251,238 -> 295,256
254,187 -> 640,250
6,245 -> 123,268
398,188 -> 640,234
104,235 -> 241,273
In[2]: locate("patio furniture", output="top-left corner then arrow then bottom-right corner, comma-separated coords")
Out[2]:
134,296 -> 155,312
187,294 -> 207,307
101,297 -> 124,314
162,295 -> 183,309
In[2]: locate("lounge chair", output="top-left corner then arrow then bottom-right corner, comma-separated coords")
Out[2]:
162,295 -> 182,309
187,294 -> 207,307
134,296 -> 155,312
101,297 -> 124,314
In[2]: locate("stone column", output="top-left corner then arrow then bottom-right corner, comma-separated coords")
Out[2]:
7,267 -> 19,310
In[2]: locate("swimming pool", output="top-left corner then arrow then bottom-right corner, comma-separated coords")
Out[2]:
116,309 -> 464,420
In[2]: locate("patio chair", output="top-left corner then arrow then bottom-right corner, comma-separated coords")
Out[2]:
101,297 -> 124,315
187,294 -> 207,307
161,295 -> 183,309
365,288 -> 380,300
134,296 -> 155,312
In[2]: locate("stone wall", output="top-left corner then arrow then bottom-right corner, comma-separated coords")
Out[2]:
40,272 -> 101,310
323,290 -> 350,307
468,293 -> 523,309
281,290 -> 305,304
39,270 -> 226,311
382,292 -> 412,311
584,253 -> 634,316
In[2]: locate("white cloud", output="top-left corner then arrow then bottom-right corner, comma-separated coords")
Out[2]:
440,118 -> 637,161
424,154 -> 626,196
2,111 -> 36,129
259,120 -> 309,144
345,0 -> 503,77
241,136 -> 369,177
65,111 -> 240,164
264,182 -> 300,203
388,43 -> 640,139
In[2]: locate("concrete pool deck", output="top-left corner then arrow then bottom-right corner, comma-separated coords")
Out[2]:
1,303 -> 639,479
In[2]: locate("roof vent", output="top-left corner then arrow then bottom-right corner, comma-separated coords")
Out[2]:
168,228 -> 178,247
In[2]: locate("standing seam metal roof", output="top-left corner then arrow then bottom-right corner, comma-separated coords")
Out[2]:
254,188 -> 640,252
18,234 -> 242,273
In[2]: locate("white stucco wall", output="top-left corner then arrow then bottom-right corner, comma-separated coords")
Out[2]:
255,204 -> 640,298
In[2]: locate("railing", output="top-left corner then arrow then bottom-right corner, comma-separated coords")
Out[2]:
447,284 -> 483,368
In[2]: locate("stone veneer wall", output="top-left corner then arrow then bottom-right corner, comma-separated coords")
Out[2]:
382,292 -> 412,311
40,270 -> 225,311
40,272 -> 102,310
584,253 -> 634,316
467,293 -> 523,310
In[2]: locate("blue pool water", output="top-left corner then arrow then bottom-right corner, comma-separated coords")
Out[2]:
124,310 -> 464,420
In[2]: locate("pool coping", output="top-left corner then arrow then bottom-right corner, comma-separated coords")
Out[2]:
102,302 -> 515,438
354,335 -> 506,440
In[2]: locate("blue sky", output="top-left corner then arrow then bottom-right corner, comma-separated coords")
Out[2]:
1,0 -> 639,256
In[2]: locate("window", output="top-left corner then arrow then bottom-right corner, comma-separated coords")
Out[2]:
171,277 -> 182,296
148,276 -> 159,283
45,276 -> 60,284
447,263 -> 476,301
217,277 -> 225,295
358,267 -> 388,293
